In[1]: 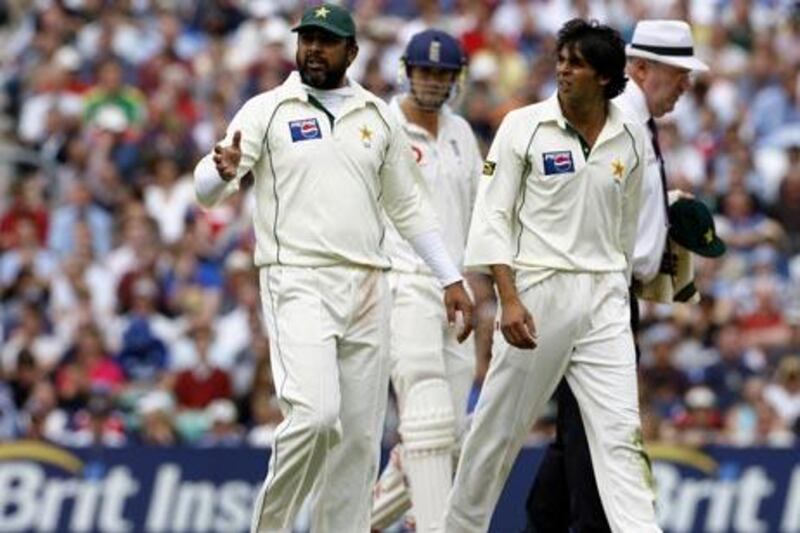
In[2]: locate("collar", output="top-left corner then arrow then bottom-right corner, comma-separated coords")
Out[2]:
541,91 -> 627,143
539,92 -> 570,129
615,80 -> 651,124
279,71 -> 375,113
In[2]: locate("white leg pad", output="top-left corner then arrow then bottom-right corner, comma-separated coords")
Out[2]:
371,445 -> 412,529
400,379 -> 456,532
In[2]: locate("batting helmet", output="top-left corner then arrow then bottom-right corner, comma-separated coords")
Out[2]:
402,29 -> 465,71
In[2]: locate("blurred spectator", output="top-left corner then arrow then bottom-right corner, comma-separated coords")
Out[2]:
715,189 -> 784,254
763,355 -> 800,429
736,276 -> 793,350
171,321 -> 231,410
6,350 -> 41,414
55,324 -> 126,412
1,302 -> 65,375
69,392 -> 127,447
162,213 -> 225,321
47,179 -> 113,259
669,386 -> 724,446
773,161 -> 800,254
17,55 -> 85,147
0,366 -> 21,440
106,208 -> 161,289
700,322 -> 763,411
114,279 -> 174,387
0,174 -> 48,251
725,376 -> 795,446
248,389 -> 283,447
641,325 -> 690,419
137,390 -> 179,446
748,62 -> 800,140
0,216 -> 58,294
21,381 -> 67,443
113,273 -> 183,353
143,156 -> 195,245
84,58 -> 146,134
244,329 -> 279,447
116,317 -> 168,383
199,398 -> 244,447
49,229 -> 116,338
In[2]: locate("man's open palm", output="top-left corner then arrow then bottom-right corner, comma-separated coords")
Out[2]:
213,130 -> 242,181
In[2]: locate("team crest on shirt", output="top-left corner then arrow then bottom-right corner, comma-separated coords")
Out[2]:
611,158 -> 625,183
289,118 -> 322,142
359,125 -> 373,148
542,151 -> 574,175
482,160 -> 496,176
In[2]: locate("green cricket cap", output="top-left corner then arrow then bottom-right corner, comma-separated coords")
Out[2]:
668,198 -> 726,258
292,3 -> 356,38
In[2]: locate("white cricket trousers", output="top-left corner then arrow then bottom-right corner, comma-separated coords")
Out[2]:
389,271 -> 474,436
444,271 -> 660,533
251,265 -> 391,533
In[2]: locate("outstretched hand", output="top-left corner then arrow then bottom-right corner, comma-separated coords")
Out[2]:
444,281 -> 474,343
213,130 -> 242,181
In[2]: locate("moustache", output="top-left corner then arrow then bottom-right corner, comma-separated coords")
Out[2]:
304,55 -> 327,65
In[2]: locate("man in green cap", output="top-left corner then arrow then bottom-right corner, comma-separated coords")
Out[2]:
192,3 -> 474,532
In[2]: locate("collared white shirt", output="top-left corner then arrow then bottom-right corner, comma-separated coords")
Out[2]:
614,81 -> 669,284
465,93 -> 647,286
196,72 -> 438,269
383,97 -> 483,274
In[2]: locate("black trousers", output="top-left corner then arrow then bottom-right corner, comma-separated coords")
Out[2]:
523,289 -> 640,533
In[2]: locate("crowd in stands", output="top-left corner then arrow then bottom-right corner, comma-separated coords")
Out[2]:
0,0 -> 799,449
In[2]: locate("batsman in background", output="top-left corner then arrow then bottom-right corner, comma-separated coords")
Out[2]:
369,30 -> 490,533
193,4 -> 473,532
444,19 -> 660,532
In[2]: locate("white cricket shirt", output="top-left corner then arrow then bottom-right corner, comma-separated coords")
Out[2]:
464,93 -> 647,287
614,81 -> 670,284
383,97 -> 483,275
195,72 -> 438,270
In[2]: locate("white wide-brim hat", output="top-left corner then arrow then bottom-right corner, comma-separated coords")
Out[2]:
626,20 -> 709,72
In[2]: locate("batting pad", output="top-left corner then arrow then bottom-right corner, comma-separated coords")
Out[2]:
371,446 -> 412,530
400,378 -> 457,454
401,379 -> 456,532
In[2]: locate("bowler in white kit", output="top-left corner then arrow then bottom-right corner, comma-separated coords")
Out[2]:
443,19 -> 660,533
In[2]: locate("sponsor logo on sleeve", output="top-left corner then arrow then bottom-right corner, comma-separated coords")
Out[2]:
542,150 -> 574,175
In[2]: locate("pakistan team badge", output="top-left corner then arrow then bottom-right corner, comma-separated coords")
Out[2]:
611,158 -> 625,183
359,125 -> 373,148
314,6 -> 330,18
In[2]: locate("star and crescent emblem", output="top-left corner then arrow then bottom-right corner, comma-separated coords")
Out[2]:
359,125 -> 373,147
611,158 -> 625,182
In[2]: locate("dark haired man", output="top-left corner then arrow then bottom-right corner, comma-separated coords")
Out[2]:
525,19 -> 715,533
192,4 -> 474,532
442,19 -> 660,532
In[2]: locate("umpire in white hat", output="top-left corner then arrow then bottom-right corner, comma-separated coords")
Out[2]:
525,20 -> 710,533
